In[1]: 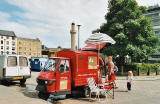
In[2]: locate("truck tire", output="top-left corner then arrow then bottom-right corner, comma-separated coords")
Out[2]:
38,92 -> 50,100
84,86 -> 90,98
1,80 -> 10,86
20,79 -> 26,85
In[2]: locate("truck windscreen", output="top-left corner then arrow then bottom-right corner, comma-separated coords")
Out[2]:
43,59 -> 59,71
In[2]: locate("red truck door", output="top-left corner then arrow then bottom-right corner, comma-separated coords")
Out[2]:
56,59 -> 71,94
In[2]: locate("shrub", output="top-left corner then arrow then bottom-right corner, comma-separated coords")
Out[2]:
125,63 -> 160,75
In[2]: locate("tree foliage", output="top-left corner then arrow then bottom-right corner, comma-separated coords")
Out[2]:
94,0 -> 159,62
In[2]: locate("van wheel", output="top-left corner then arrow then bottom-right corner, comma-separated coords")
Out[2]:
38,92 -> 50,100
1,80 -> 10,86
84,86 -> 90,98
20,79 -> 26,85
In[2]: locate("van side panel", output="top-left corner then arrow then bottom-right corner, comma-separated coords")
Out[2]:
0,55 -> 5,79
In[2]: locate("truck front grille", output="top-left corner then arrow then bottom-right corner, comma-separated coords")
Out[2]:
37,79 -> 45,85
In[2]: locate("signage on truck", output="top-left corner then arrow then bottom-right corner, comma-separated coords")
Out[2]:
88,56 -> 97,69
60,80 -> 68,90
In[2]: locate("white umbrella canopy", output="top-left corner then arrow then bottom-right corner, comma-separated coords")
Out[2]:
85,33 -> 116,44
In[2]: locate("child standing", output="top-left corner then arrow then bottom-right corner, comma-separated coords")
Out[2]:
127,71 -> 133,91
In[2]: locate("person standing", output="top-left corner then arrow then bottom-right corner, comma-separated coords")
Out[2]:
107,56 -> 117,88
127,71 -> 133,91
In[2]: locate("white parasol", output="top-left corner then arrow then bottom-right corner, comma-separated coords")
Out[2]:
84,33 -> 116,82
85,33 -> 116,44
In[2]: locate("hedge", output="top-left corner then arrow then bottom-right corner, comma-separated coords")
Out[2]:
123,63 -> 160,76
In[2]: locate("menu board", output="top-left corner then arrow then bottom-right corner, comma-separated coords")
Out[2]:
60,80 -> 68,90
88,56 -> 98,69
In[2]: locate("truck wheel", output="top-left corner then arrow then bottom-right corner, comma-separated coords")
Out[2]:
38,92 -> 50,100
1,80 -> 10,86
84,86 -> 90,98
20,79 -> 26,85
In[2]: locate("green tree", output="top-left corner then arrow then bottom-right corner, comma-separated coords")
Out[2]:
94,0 -> 159,74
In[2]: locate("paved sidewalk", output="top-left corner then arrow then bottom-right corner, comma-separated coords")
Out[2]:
116,75 -> 160,81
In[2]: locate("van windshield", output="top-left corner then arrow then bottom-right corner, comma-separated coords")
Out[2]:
44,58 -> 59,71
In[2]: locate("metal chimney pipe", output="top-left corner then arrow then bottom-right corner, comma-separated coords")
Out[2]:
70,23 -> 76,50
77,25 -> 81,50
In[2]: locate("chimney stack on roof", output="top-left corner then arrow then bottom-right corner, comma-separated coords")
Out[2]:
70,23 -> 76,50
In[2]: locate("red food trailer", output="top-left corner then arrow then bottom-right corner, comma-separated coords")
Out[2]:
36,50 -> 104,99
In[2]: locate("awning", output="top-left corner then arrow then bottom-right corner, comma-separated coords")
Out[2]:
82,43 -> 107,50
85,33 -> 116,44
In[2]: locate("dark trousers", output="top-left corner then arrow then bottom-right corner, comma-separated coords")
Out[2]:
127,82 -> 131,90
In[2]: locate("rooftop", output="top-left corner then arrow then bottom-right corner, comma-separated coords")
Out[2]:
17,37 -> 41,41
0,30 -> 16,37
148,5 -> 160,12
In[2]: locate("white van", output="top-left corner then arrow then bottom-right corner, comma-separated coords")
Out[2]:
0,55 -> 31,84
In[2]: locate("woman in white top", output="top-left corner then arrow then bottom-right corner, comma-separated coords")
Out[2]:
127,71 -> 133,91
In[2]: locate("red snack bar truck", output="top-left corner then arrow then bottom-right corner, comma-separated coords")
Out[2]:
36,50 -> 104,99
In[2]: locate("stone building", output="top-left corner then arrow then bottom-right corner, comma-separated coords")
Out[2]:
42,45 -> 62,58
17,37 -> 42,58
144,5 -> 160,62
0,30 -> 16,55
144,5 -> 160,36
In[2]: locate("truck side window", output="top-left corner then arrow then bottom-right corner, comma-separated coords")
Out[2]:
59,60 -> 69,73
65,60 -> 69,71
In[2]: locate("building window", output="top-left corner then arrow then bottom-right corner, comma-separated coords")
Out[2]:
12,52 -> 15,54
12,47 -> 15,51
7,51 -> 9,54
1,46 -> 3,49
6,36 -> 9,39
1,51 -> 3,54
19,41 -> 22,44
6,41 -> 9,45
6,46 -> 9,50
29,52 -> 31,55
12,37 -> 15,40
12,41 -> 15,45
1,36 -> 3,39
19,47 -> 22,50
155,31 -> 160,36
19,52 -> 22,55
1,40 -> 3,44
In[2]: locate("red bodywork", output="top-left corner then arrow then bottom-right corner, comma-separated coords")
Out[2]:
57,50 -> 100,87
36,50 -> 103,95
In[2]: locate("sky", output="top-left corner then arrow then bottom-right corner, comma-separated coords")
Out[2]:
0,0 -> 160,48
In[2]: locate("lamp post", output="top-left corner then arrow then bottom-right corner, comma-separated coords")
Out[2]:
77,25 -> 81,50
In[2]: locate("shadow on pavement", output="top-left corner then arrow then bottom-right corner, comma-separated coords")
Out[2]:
0,80 -> 23,87
20,84 -> 39,99
115,89 -> 128,92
